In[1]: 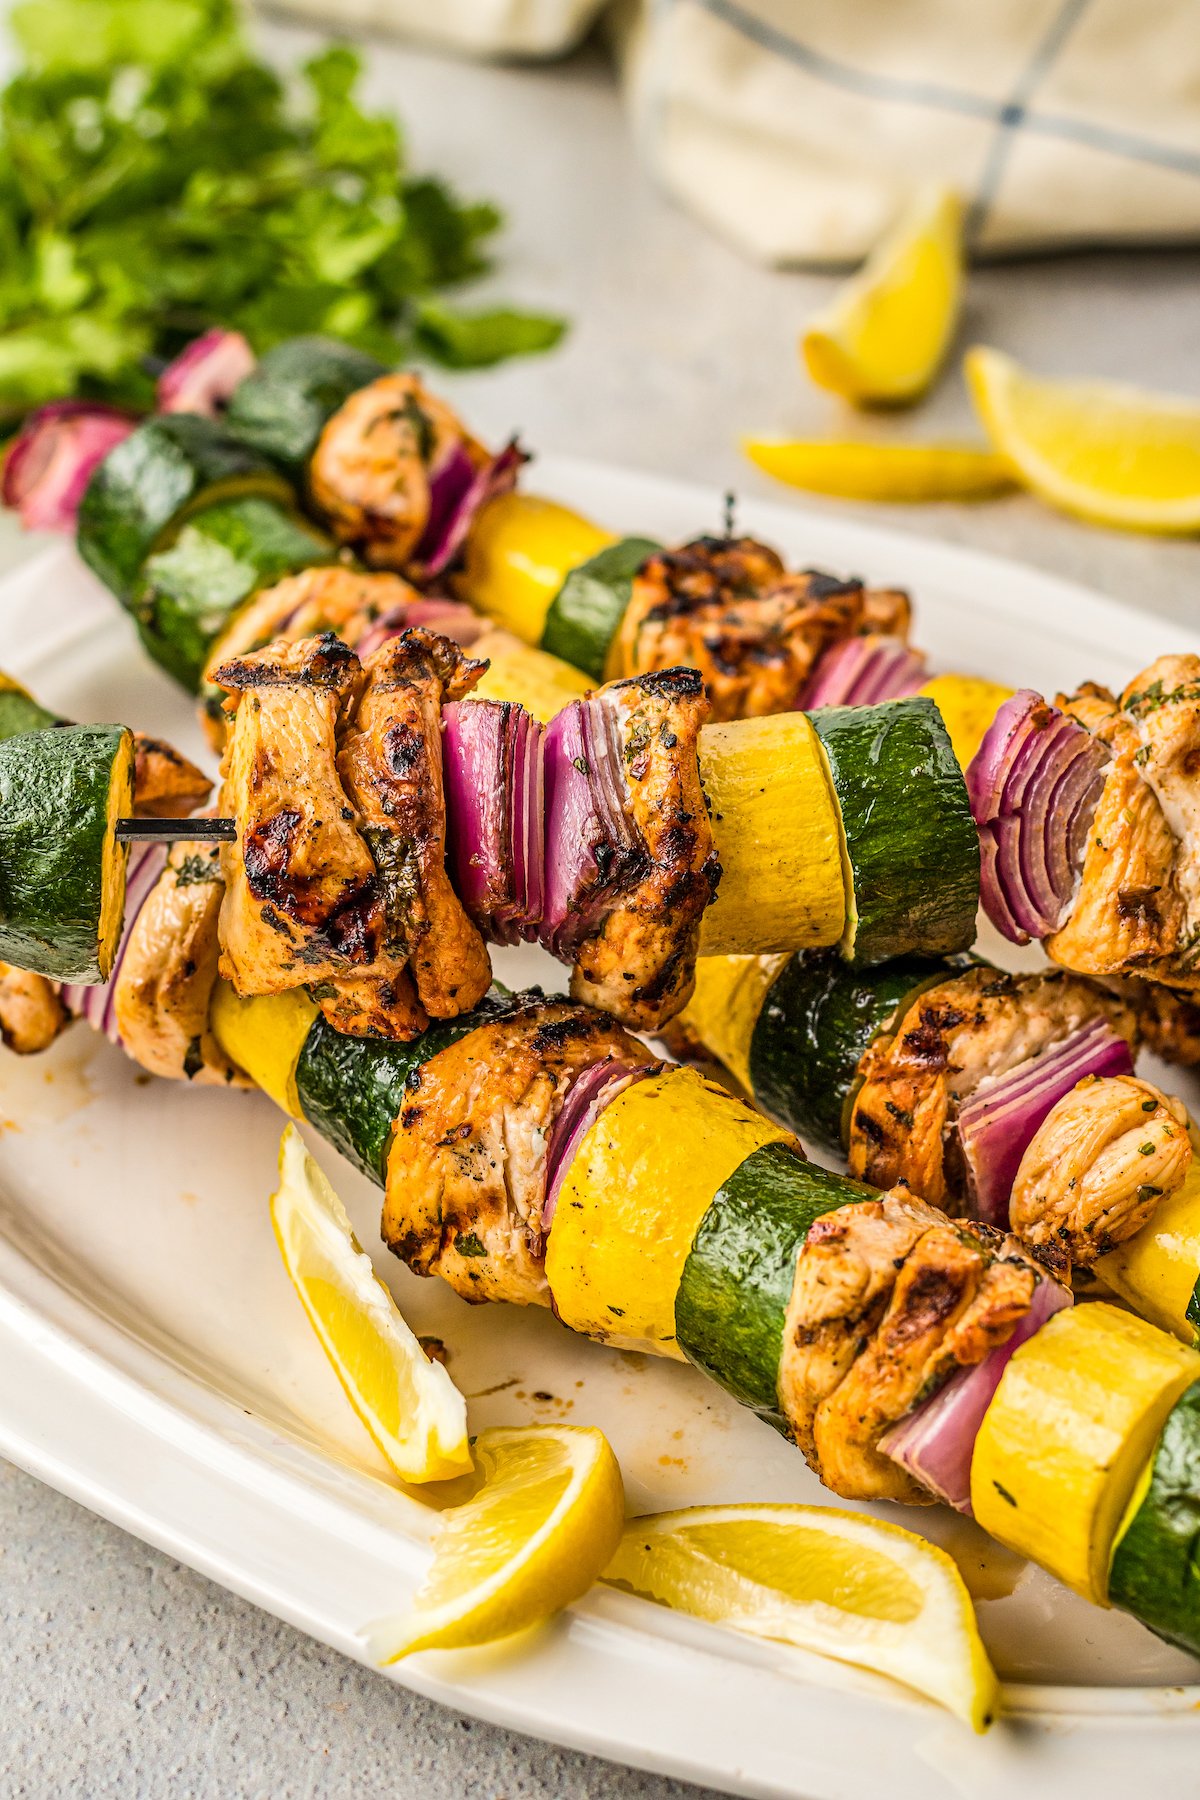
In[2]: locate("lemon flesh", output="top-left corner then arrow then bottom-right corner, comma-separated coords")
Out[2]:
802,187 -> 964,406
367,1424 -> 625,1660
743,439 -> 1014,503
605,1503 -> 997,1731
967,345 -> 1200,533
271,1126 -> 471,1484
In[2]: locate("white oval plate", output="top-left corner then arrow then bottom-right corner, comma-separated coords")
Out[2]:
3,459 -> 1200,1800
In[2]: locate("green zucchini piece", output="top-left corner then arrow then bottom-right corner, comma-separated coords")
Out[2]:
748,949 -> 970,1151
77,415 -> 292,603
133,497 -> 337,693
810,698 -> 980,966
294,991 -> 522,1186
0,673 -> 59,741
0,724 -> 133,981
1110,1380 -> 1200,1655
539,536 -> 660,682
675,1144 -> 869,1428
225,335 -> 387,472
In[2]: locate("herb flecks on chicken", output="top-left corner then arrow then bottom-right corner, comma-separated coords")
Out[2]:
610,536 -> 911,721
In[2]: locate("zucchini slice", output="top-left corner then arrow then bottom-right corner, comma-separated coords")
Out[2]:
0,671 -> 59,741
0,724 -> 133,981
539,536 -> 660,682
810,697 -> 980,966
747,949 -> 967,1150
77,415 -> 292,602
1109,1380 -> 1200,1655
675,1146 -> 866,1426
225,335 -> 387,472
134,496 -> 337,693
294,992 -> 524,1185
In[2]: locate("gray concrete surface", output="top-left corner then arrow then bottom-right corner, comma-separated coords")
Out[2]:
3,13 -> 1200,1797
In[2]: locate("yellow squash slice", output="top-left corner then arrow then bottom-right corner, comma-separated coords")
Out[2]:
456,491 -> 615,642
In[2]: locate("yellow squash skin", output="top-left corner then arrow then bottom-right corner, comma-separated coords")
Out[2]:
99,730 -> 136,980
918,675 -> 1015,774
469,626 -> 590,723
697,713 -> 846,956
679,954 -> 788,1094
1096,1164 -> 1200,1346
971,1303 -> 1200,1603
209,982 -> 317,1116
545,1066 -> 794,1358
456,492 -> 615,642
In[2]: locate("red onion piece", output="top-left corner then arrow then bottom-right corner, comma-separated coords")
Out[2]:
543,1058 -> 655,1227
3,402 -> 136,532
60,843 -> 166,1043
880,1273 -> 1072,1512
540,695 -> 639,960
800,635 -> 928,709
411,437 -> 525,579
957,1017 -> 1134,1228
354,599 -> 485,662
967,689 -> 1108,943
157,329 -> 256,417
442,699 -> 545,944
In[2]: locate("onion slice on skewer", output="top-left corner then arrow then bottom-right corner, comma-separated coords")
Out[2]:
60,843 -> 166,1043
540,695 -> 642,961
957,1018 -> 1134,1229
411,437 -> 525,579
443,699 -> 545,943
157,329 -> 256,417
354,599 -> 485,661
799,636 -> 928,709
967,689 -> 1108,944
543,1058 -> 656,1227
3,402 -> 136,532
880,1273 -> 1072,1513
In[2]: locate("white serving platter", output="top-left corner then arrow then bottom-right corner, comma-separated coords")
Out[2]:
3,457 -> 1200,1800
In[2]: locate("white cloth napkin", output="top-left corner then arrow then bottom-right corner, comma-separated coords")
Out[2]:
618,0 -> 1200,262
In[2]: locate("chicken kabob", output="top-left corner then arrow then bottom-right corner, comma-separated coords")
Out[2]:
5,331 -> 1003,756
0,617 -> 982,1046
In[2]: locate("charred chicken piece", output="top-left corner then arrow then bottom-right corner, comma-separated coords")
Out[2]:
610,536 -> 911,721
214,633 -> 406,1017
0,963 -> 65,1054
113,839 -> 247,1085
1010,1073 -> 1192,1265
848,966 -> 1139,1210
1116,978 -> 1200,1067
566,669 -> 721,1031
779,1193 -> 1041,1502
131,735 -> 212,818
338,629 -> 492,1020
382,1000 -> 651,1306
308,373 -> 488,571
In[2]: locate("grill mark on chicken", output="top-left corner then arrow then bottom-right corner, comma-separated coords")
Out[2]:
337,628 -> 492,1019
609,535 -> 912,721
848,965 -> 1140,1210
567,668 -> 720,1030
382,1000 -> 650,1306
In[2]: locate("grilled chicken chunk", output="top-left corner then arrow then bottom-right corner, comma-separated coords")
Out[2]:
339,629 -> 492,1019
848,966 -> 1139,1209
567,669 -> 721,1030
1011,1073 -> 1191,1264
113,840 -> 247,1085
779,1193 -> 1041,1502
382,1000 -> 650,1306
132,735 -> 212,818
309,373 -> 488,570
0,964 -> 65,1054
1117,978 -> 1200,1066
214,633 -> 392,1000
610,536 -> 911,721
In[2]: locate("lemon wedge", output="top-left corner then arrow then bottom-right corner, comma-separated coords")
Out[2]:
802,188 -> 964,406
967,346 -> 1200,534
604,1503 -> 997,1731
744,438 -> 1014,503
271,1125 -> 472,1484
367,1424 -> 625,1660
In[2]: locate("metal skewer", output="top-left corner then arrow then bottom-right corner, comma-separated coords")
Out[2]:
115,818 -> 237,843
